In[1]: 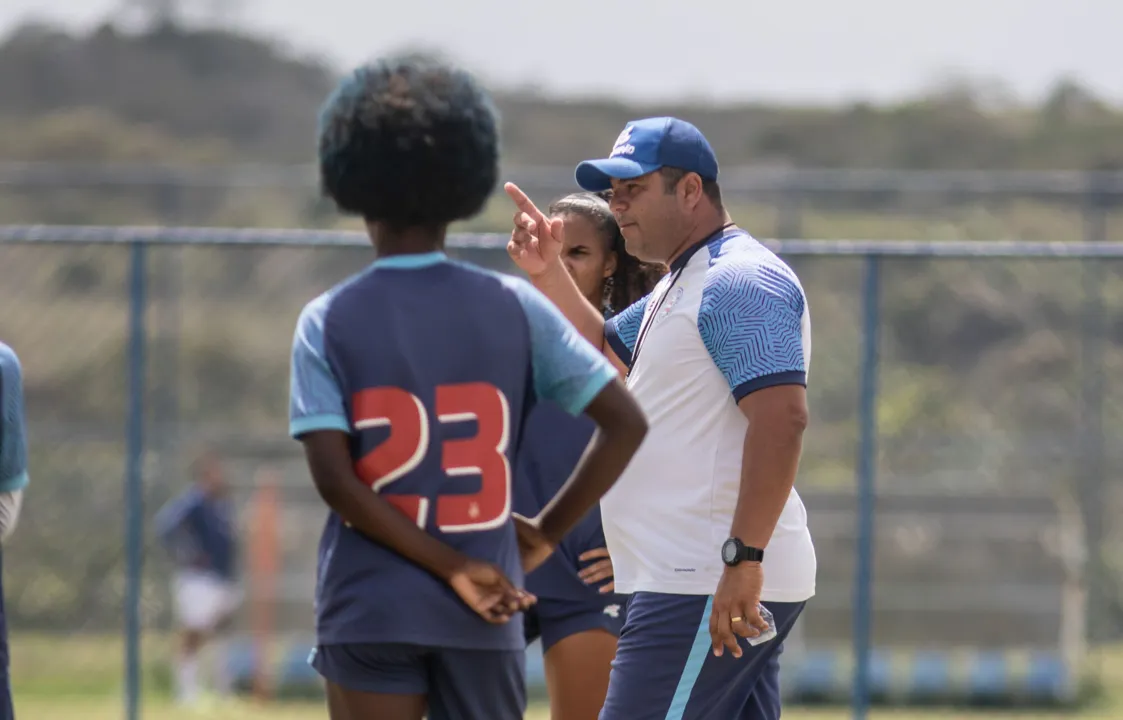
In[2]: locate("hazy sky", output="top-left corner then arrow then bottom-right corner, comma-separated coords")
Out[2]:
2,0 -> 1121,104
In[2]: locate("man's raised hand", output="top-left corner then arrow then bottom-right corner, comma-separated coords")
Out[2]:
505,182 -> 564,277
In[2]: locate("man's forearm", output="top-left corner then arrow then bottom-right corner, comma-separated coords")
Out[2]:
531,260 -> 607,353
729,418 -> 806,549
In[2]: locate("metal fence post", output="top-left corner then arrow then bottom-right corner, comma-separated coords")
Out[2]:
125,240 -> 148,720
1078,167 -> 1109,648
852,253 -> 881,720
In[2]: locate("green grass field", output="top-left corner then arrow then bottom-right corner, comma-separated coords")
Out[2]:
11,695 -> 1123,720
9,634 -> 1123,719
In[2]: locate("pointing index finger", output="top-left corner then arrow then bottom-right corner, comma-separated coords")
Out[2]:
504,183 -> 545,224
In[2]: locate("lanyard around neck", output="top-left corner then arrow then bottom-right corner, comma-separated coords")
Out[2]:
627,222 -> 737,376
628,265 -> 685,376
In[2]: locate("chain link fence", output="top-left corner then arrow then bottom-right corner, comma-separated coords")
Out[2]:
3,163 -> 1123,242
2,226 -> 1123,711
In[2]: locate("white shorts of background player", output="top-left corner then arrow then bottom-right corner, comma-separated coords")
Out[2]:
173,569 -> 243,632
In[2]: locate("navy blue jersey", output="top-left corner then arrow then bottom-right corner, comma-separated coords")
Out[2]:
513,403 -> 611,602
288,252 -> 617,651
154,487 -> 239,581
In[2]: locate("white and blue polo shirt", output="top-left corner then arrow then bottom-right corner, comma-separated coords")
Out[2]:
601,226 -> 816,601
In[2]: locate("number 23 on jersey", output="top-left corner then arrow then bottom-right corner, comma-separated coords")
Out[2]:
351,382 -> 512,534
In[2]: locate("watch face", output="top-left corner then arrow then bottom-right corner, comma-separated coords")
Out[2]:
721,539 -> 738,564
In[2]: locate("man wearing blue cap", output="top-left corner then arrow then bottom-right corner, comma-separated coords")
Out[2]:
505,117 -> 817,719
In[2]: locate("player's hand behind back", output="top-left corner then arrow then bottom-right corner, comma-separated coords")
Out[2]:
504,183 -> 564,277
447,557 -> 536,624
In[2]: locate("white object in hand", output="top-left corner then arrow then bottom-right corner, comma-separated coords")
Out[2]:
747,604 -> 778,647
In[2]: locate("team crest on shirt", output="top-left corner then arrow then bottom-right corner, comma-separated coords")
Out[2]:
603,604 -> 621,619
611,126 -> 636,157
655,286 -> 685,323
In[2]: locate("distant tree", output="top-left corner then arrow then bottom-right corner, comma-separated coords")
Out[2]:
113,0 -> 245,30
1041,78 -> 1107,126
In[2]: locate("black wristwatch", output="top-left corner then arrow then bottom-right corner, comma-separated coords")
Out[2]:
721,537 -> 764,567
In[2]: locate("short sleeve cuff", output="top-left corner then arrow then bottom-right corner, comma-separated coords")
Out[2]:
604,321 -> 633,369
732,370 -> 806,402
0,471 -> 28,493
559,365 -> 617,417
290,414 -> 351,438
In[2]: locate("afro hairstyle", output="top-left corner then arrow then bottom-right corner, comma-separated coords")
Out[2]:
317,53 -> 500,228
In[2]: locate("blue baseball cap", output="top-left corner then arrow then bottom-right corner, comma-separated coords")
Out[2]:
574,117 -> 719,192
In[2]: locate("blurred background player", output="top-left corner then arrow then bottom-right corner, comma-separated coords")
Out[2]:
288,53 -> 648,720
154,449 -> 242,706
514,191 -> 663,720
0,341 -> 29,720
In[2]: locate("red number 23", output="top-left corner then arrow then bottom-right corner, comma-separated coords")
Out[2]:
352,382 -> 511,533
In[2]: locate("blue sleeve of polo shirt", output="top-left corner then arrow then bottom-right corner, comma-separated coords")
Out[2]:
604,293 -> 652,368
289,293 -> 351,438
0,343 -> 30,493
506,277 -> 617,416
697,259 -> 808,401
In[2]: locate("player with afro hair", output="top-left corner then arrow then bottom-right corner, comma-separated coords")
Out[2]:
293,52 -> 649,720
318,52 -> 499,242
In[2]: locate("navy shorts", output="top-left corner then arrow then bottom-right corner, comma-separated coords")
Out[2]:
311,643 -> 525,720
599,593 -> 806,720
524,595 -> 627,653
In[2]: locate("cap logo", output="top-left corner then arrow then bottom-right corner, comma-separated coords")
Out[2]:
610,125 -> 636,157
